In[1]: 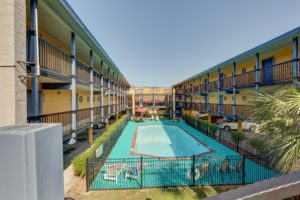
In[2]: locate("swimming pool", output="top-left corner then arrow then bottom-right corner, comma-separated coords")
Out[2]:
90,120 -> 276,190
131,124 -> 214,157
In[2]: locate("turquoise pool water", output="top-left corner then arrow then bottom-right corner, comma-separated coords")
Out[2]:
133,125 -> 210,157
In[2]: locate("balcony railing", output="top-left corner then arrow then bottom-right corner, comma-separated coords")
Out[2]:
93,106 -> 101,121
200,103 -> 207,112
209,103 -> 218,114
222,77 -> 233,90
236,70 -> 256,88
223,104 -> 233,116
193,85 -> 199,93
77,108 -> 91,129
209,81 -> 218,91
236,105 -> 252,119
176,89 -> 184,95
260,59 -> 299,85
200,84 -> 207,93
103,105 -> 109,117
77,60 -> 90,84
93,71 -> 101,86
193,103 -> 200,111
39,38 -> 72,77
28,111 -> 72,136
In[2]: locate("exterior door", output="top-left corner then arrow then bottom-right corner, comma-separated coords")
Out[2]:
262,58 -> 274,84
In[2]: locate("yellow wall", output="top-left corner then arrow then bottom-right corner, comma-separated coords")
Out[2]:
42,90 -> 71,114
236,59 -> 256,74
77,90 -> 92,109
209,93 -> 218,104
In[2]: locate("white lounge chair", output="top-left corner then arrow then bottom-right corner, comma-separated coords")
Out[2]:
103,162 -> 126,184
125,163 -> 142,180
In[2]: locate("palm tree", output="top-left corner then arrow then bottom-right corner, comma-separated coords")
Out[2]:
251,85 -> 300,173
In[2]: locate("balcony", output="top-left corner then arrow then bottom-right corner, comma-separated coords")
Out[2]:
236,105 -> 252,119
193,85 -> 199,94
209,103 -> 218,114
209,81 -> 218,91
176,89 -> 184,95
93,106 -> 101,122
77,60 -> 90,84
223,104 -> 233,117
39,38 -> 72,78
93,71 -> 101,87
77,108 -> 91,129
193,103 -> 200,111
260,59 -> 299,85
28,111 -> 72,137
200,103 -> 207,112
200,84 -> 207,94
221,77 -> 233,90
236,70 -> 256,88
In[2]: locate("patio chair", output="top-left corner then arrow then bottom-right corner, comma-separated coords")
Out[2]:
230,159 -> 243,180
214,159 -> 230,182
197,162 -> 212,182
103,162 -> 126,184
125,163 -> 142,180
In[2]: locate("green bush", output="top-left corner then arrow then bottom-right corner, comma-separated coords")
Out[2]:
230,131 -> 247,144
208,123 -> 219,135
248,138 -> 266,154
72,114 -> 128,177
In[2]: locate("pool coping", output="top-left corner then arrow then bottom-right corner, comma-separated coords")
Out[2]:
130,123 -> 216,160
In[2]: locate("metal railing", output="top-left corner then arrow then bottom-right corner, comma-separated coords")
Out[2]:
223,104 -> 233,117
236,70 -> 256,88
77,60 -> 90,84
236,105 -> 252,119
222,77 -> 233,90
93,71 -> 101,86
77,108 -> 91,129
200,84 -> 207,93
28,110 -> 72,136
86,118 -> 129,190
39,38 -> 72,77
209,103 -> 218,114
209,81 -> 218,91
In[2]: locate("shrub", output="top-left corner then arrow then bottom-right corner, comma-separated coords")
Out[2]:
248,138 -> 266,155
230,131 -> 246,144
72,114 -> 128,177
208,123 -> 219,135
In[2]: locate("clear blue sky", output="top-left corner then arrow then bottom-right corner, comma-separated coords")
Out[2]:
68,0 -> 300,87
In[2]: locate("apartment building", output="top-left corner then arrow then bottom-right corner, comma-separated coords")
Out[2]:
173,27 -> 300,121
0,0 -> 130,143
128,87 -> 172,116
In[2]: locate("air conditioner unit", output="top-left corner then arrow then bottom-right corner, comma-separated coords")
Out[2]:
0,124 -> 64,200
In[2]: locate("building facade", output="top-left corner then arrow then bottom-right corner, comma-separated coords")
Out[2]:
0,0 -> 130,143
173,27 -> 300,121
128,87 -> 172,116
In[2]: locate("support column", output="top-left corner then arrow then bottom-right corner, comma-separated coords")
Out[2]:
88,50 -> 93,144
107,70 -> 110,128
207,73 -> 210,113
132,88 -> 135,116
293,37 -> 299,86
255,53 -> 260,94
29,0 -> 40,121
192,80 -> 194,111
233,62 -> 237,119
198,77 -> 201,113
172,88 -> 176,119
100,61 -> 104,123
217,68 -> 221,116
112,81 -> 115,116
70,32 -> 77,144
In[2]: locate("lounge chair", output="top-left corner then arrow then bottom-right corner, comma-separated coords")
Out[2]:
214,159 -> 230,182
230,159 -> 243,180
125,163 -> 142,180
103,162 -> 126,184
186,162 -> 212,181
151,115 -> 155,120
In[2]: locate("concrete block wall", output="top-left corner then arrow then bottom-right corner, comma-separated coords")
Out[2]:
0,0 -> 27,127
